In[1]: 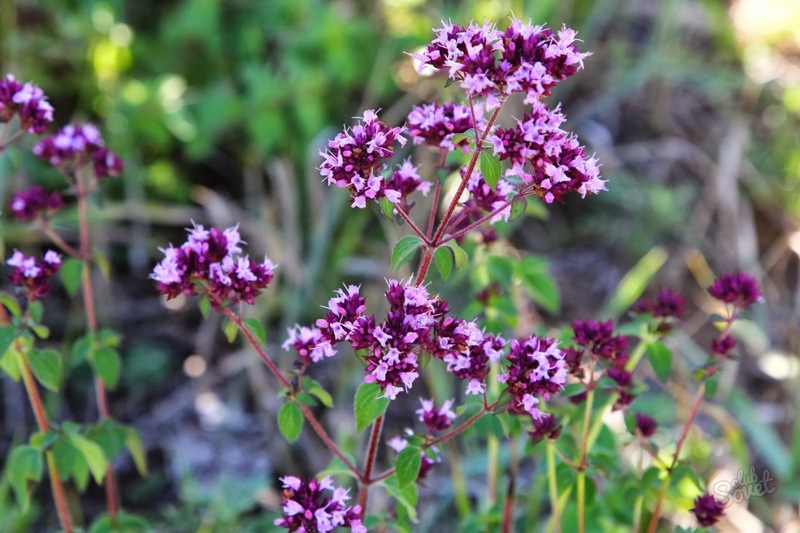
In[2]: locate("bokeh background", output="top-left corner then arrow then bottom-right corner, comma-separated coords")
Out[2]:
1,0 -> 799,531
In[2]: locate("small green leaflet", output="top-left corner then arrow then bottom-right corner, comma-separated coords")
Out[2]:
59,258 -> 84,295
395,446 -> 422,487
645,341 -> 672,382
8,445 -> 43,510
391,236 -> 422,271
379,197 -> 395,220
354,382 -> 389,432
69,434 -> 107,485
433,247 -> 453,280
479,151 -> 502,190
93,346 -> 121,389
509,195 -> 528,221
244,318 -> 266,345
29,349 -> 62,392
278,401 -> 304,443
445,241 -> 468,269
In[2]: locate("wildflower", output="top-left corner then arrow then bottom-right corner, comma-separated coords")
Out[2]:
414,19 -> 589,101
406,102 -> 474,151
690,493 -> 725,527
7,249 -> 61,301
282,325 -> 335,365
438,325 -> 505,395
8,185 -> 63,221
711,335 -> 737,359
499,334 -> 566,419
491,101 -> 604,203
529,413 -> 561,441
0,74 -> 54,134
708,273 -> 762,311
453,170 -> 516,226
33,123 -> 124,179
634,412 -> 657,438
416,398 -> 457,433
571,319 -> 628,361
151,223 -> 275,307
319,109 -> 406,209
274,476 -> 366,533
384,159 -> 432,210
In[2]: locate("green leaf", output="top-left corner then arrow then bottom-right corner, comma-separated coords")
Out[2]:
89,511 -> 151,533
391,236 -> 422,271
198,295 -> 211,318
52,439 -> 80,483
354,382 -> 390,432
445,241 -> 468,270
509,195 -> 527,221
600,246 -> 668,319
519,268 -> 560,314
0,292 -> 22,318
125,426 -> 148,476
94,252 -> 112,279
303,377 -> 333,408
92,346 -> 121,389
479,151 -> 502,190
645,341 -> 672,382
71,335 -> 92,366
384,476 -> 419,523
0,325 -> 17,357
7,445 -> 43,510
28,349 -> 62,392
244,318 -> 266,345
69,434 -> 108,485
379,197 -> 395,220
32,324 -> 50,339
223,319 -> 238,343
433,247 -> 453,281
28,301 -> 43,324
450,129 -> 475,146
278,402 -> 304,443
59,258 -> 84,295
395,447 -> 422,488
296,391 -> 317,406
0,344 -> 21,381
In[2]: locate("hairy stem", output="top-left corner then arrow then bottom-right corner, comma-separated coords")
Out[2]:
14,347 -> 73,533
357,414 -> 385,515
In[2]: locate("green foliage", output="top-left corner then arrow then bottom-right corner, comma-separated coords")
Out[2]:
59,258 -> 84,296
479,151 -> 501,190
28,349 -> 62,392
354,382 -> 389,432
6,446 -> 43,510
278,401 -> 304,443
391,236 -> 422,271
395,447 -> 422,488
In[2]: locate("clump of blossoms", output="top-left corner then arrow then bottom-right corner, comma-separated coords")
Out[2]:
690,493 -> 725,527
406,101 -> 474,152
416,398 -> 456,433
274,476 -> 365,533
151,223 -> 275,308
413,19 -> 589,104
632,288 -> 685,333
8,185 -> 63,221
705,273 -> 762,363
0,73 -> 54,134
33,123 -> 124,179
6,249 -> 61,301
498,334 -> 567,419
319,109 -> 407,209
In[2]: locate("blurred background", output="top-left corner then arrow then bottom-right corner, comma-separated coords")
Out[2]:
1,0 -> 799,531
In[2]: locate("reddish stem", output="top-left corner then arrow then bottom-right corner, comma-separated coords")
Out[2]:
426,181 -> 441,240
220,307 -> 362,479
357,414 -> 385,515
415,246 -> 434,286
38,220 -> 81,258
431,98 -> 506,247
394,206 -> 430,246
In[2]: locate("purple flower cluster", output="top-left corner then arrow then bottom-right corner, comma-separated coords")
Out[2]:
7,249 -> 61,301
498,334 -> 567,419
437,321 -> 505,395
274,476 -> 365,533
456,170 -> 516,226
529,412 -> 561,441
0,74 -> 54,134
151,224 -> 275,307
708,272 -> 762,311
385,159 -> 433,211
285,280 -> 508,399
33,123 -> 124,179
634,412 -> 657,438
571,319 -> 634,409
414,19 -> 589,103
691,492 -> 725,527
8,185 -> 63,221
490,101 -> 604,203
633,288 -> 685,319
319,109 -> 407,209
406,101 -> 474,151
416,398 -> 456,433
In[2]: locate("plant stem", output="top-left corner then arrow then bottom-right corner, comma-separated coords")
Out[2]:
426,181 -> 441,240
357,414 -> 385,515
501,436 -> 519,533
38,220 -> 81,258
430,98 -> 506,247
415,246 -> 434,285
546,442 -> 562,533
646,382 -> 706,533
394,206 -> 430,245
221,307 -> 361,478
75,171 -> 119,520
14,347 -> 73,533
